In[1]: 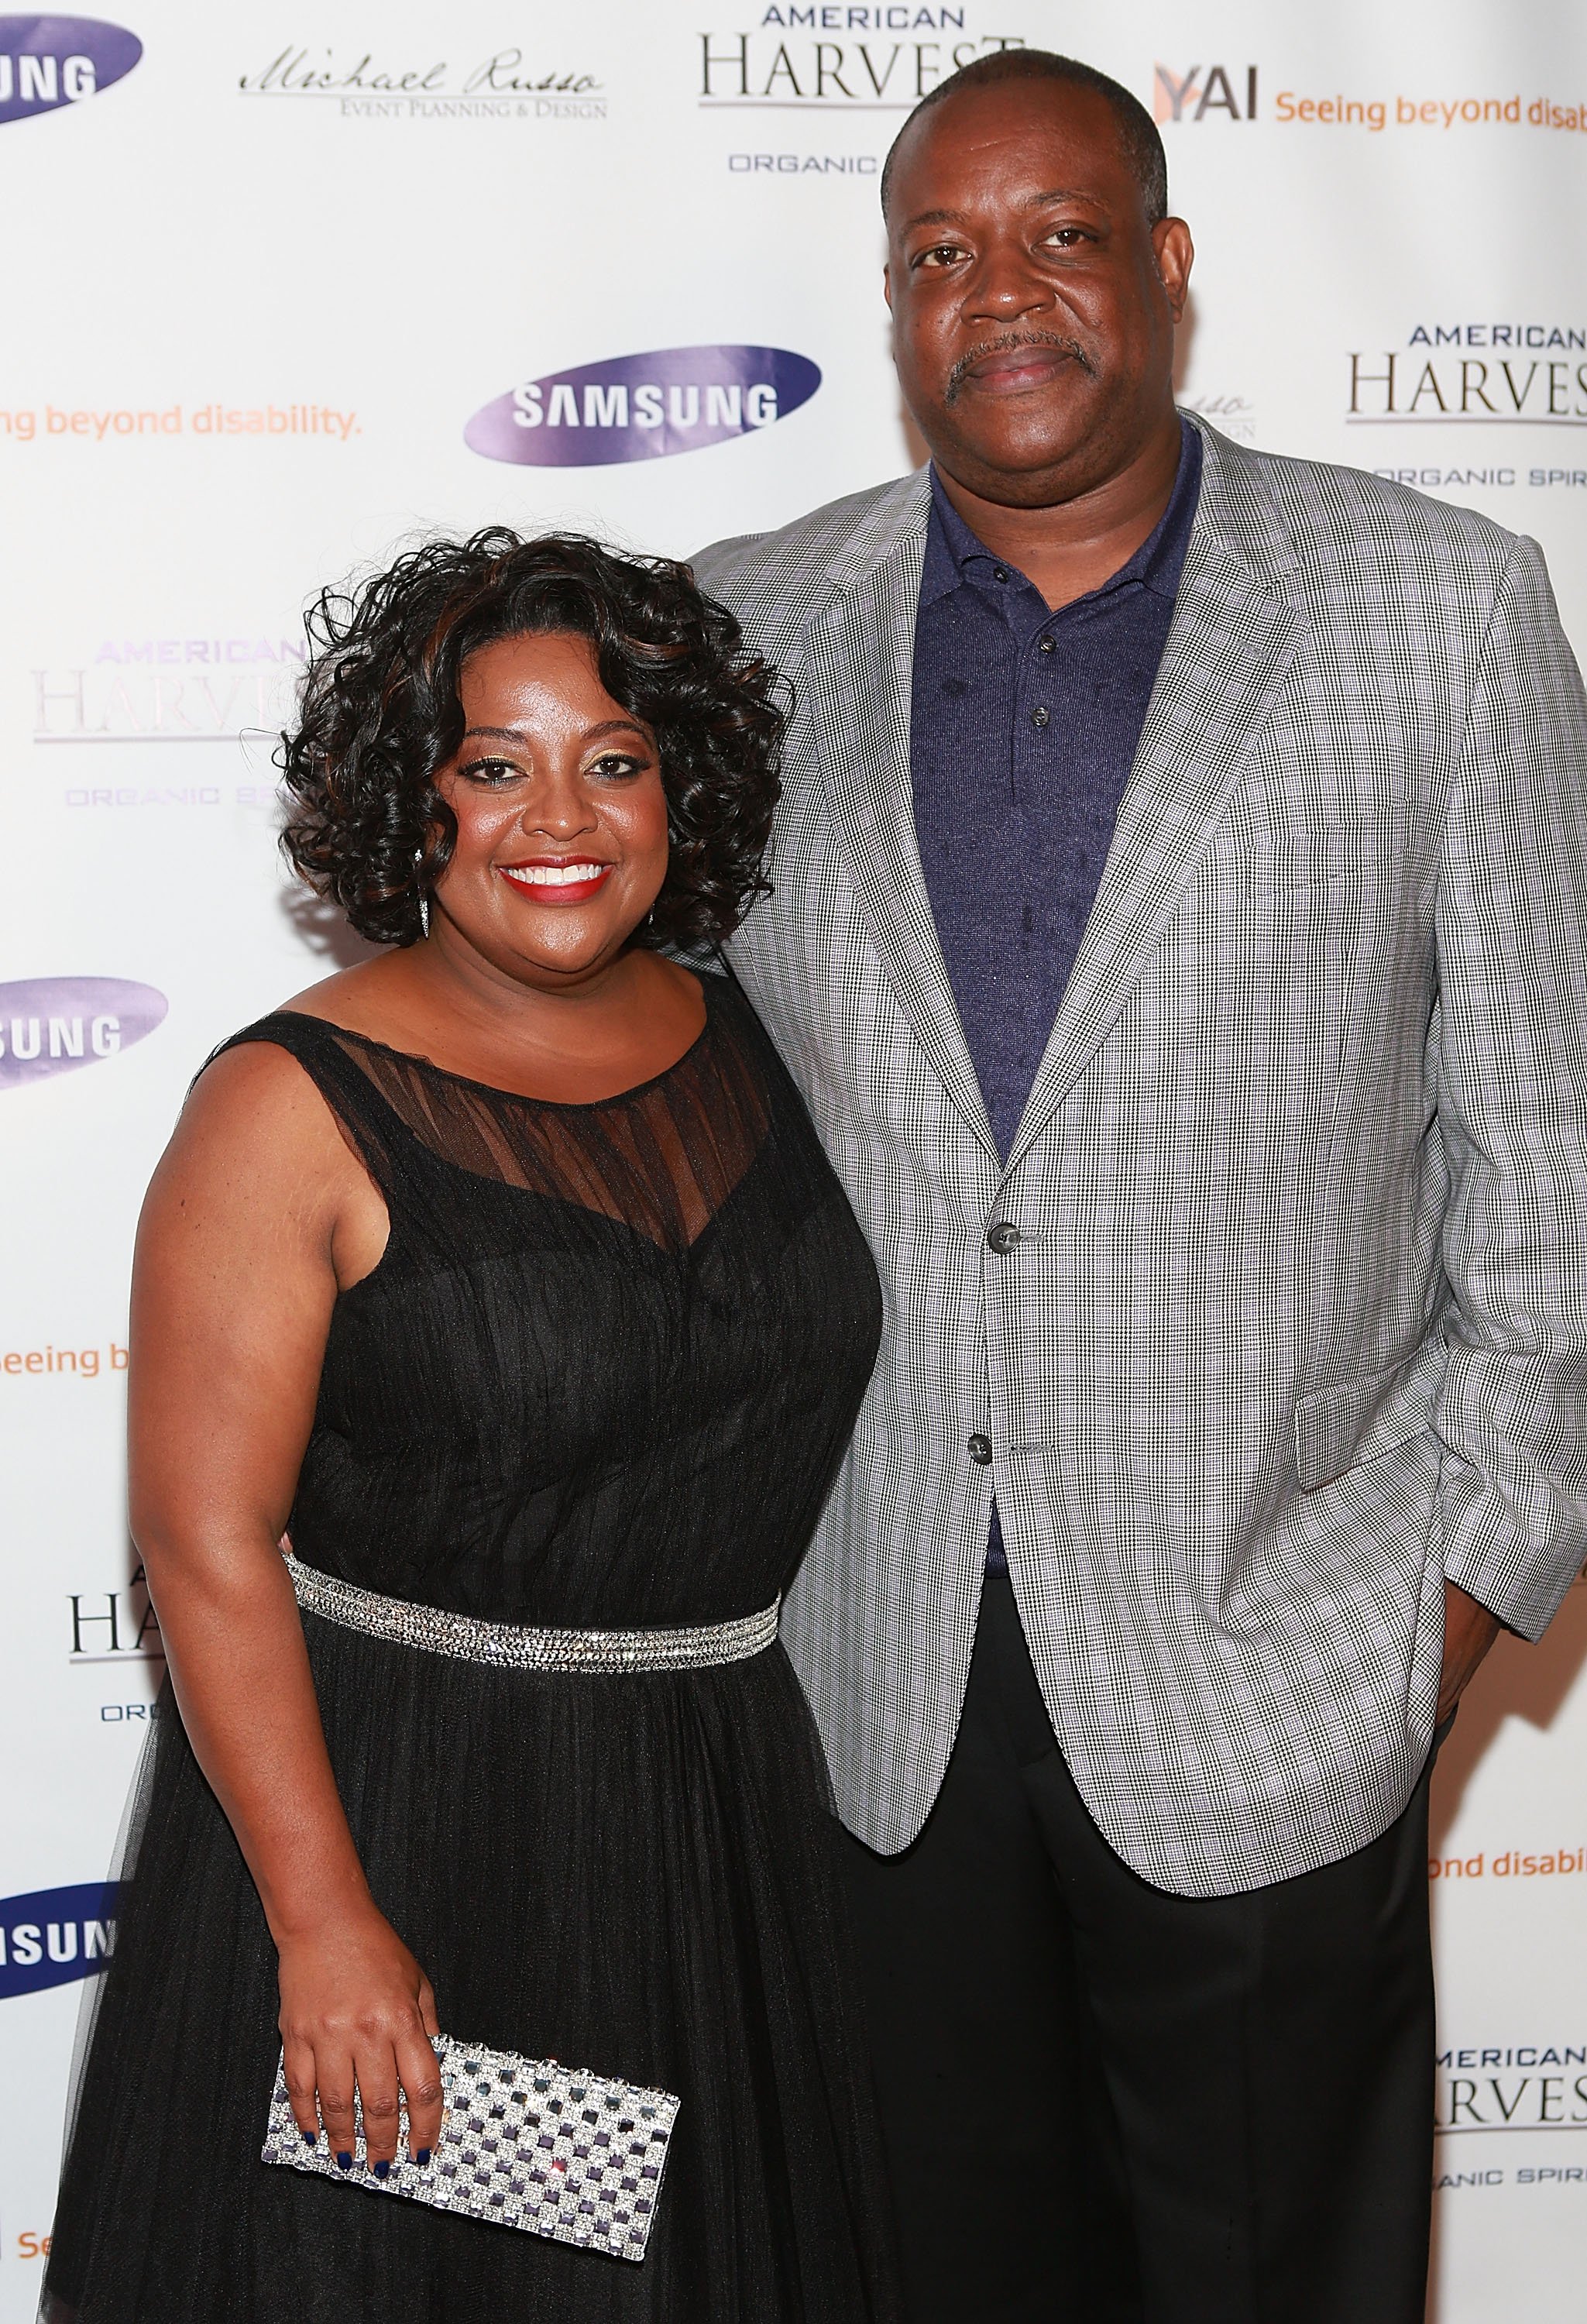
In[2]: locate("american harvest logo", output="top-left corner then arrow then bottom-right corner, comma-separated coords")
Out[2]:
465,346 -> 822,467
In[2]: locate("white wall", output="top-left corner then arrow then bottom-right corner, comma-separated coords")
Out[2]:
2,5 -> 1583,2313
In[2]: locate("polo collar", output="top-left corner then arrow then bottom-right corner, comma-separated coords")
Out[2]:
921,414 -> 1203,610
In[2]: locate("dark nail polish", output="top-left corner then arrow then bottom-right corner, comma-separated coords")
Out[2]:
301,2132 -> 317,2149
414,2147 -> 431,2168
335,2151 -> 354,2172
372,2159 -> 390,2180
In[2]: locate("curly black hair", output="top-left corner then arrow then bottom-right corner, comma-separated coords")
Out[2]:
277,528 -> 785,951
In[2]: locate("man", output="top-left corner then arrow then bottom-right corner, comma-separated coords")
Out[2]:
694,48 -> 1587,2324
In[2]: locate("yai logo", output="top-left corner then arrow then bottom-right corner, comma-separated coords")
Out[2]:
0,1883 -> 117,1999
1152,64 -> 1258,123
465,346 -> 821,468
0,976 -> 166,1091
0,16 -> 142,127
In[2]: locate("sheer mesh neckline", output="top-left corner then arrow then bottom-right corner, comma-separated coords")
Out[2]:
275,982 -> 712,1113
267,975 -> 770,1257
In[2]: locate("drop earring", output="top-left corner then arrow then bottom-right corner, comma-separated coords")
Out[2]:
414,847 -> 430,939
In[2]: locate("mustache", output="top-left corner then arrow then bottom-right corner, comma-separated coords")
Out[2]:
943,332 -> 1096,404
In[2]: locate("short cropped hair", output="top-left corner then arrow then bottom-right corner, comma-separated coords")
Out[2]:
881,48 -> 1168,227
278,530 -> 785,951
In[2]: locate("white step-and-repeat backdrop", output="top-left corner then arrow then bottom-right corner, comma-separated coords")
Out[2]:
2,4 -> 1584,2315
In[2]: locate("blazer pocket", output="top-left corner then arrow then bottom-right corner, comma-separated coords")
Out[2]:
1293,1354 -> 1426,1492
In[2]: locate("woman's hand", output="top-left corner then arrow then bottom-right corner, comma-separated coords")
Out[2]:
127,1046 -> 438,2173
277,1907 -> 444,2174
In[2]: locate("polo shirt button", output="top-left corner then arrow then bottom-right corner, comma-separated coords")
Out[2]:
993,566 -> 1009,583
987,1222 -> 1022,1253
1039,635 -> 1056,653
1031,706 -> 1049,729
967,1433 -> 994,1466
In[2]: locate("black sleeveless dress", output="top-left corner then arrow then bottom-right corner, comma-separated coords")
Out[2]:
43,971 -> 897,2324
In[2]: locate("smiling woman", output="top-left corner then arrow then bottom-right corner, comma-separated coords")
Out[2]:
280,528 -> 783,955
40,533 -> 899,2322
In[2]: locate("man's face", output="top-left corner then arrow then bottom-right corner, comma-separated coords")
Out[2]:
885,79 -> 1192,507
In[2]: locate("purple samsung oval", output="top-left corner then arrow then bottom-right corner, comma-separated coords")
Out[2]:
0,1883 -> 118,1999
465,346 -> 822,467
0,17 -> 143,125
0,977 -> 166,1091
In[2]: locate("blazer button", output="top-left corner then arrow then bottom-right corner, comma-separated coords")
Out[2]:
987,1221 -> 1022,1253
967,1434 -> 993,1466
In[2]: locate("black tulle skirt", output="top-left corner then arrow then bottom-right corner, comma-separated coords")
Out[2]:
43,1615 -> 898,2323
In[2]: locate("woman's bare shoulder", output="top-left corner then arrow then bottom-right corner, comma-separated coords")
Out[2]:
276,954 -> 397,1022
162,1033 -> 356,1198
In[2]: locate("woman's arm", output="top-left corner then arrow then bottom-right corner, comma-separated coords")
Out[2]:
129,1042 -> 443,2172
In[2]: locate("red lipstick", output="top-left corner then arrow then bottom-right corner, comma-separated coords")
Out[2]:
497,858 -> 614,906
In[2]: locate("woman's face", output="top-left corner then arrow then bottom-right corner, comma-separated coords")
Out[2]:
429,631 -> 669,988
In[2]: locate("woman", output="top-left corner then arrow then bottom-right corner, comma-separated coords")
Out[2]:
43,532 -> 897,2324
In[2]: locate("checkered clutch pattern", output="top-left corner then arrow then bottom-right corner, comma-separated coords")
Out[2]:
261,2032 -> 679,2260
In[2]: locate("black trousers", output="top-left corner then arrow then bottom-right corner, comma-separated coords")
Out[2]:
840,1576 -> 1435,2324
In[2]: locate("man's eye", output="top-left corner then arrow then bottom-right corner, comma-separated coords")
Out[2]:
914,242 -> 964,270
1043,227 -> 1091,249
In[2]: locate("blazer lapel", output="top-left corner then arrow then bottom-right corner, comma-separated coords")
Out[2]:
801,528 -> 1000,1161
1004,493 -> 1306,1175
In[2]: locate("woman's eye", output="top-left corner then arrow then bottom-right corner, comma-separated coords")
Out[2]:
588,752 -> 645,782
459,757 -> 524,787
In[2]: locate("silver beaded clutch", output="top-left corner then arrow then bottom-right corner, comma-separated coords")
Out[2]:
261,2031 -> 679,2260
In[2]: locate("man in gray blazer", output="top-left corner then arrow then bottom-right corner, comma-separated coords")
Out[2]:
694,47 -> 1587,2324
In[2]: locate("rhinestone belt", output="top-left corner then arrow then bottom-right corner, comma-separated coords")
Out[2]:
284,1552 -> 779,1675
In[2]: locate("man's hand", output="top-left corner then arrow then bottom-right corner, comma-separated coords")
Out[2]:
1438,1579 -> 1503,1726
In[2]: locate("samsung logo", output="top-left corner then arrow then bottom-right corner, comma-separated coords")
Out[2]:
0,976 -> 167,1091
0,16 -> 142,125
465,345 -> 822,467
0,1883 -> 117,1999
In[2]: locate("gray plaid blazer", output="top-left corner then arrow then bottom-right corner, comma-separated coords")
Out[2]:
694,418 -> 1587,1896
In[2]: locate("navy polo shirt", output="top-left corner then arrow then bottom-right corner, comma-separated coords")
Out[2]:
909,419 -> 1203,1572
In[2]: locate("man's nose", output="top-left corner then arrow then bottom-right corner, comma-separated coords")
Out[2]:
962,240 -> 1051,325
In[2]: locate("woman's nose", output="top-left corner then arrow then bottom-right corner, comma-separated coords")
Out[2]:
521,774 -> 599,837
